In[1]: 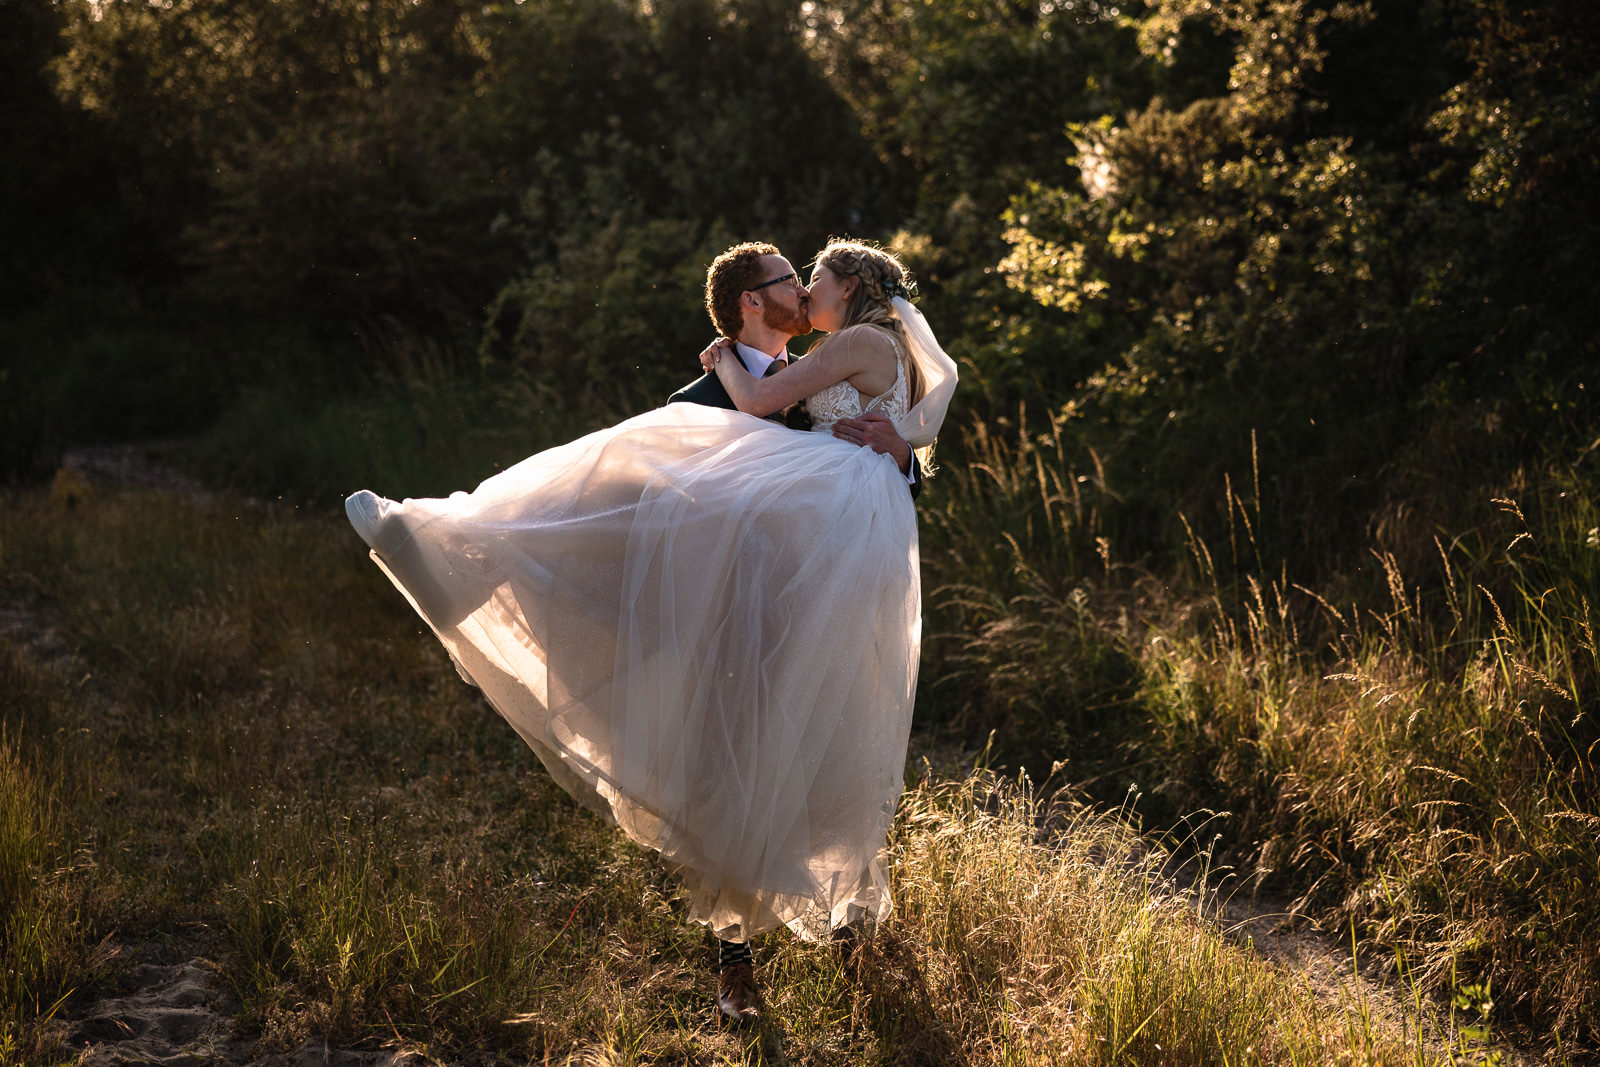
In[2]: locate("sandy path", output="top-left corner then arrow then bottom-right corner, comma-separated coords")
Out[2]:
60,954 -> 422,1064
60,959 -> 425,1065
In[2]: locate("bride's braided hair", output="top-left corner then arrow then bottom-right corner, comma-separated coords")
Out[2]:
814,240 -> 923,403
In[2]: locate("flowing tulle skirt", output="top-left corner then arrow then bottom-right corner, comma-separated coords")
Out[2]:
346,403 -> 920,940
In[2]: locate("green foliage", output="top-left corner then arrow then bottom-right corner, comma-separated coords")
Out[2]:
488,0 -> 890,246
804,0 -> 1139,220
483,217 -> 718,416
0,294 -> 314,481
5,0 -> 898,481
48,0 -> 503,332
1417,0 -> 1600,422
992,0 -> 1599,571
0,0 -> 147,310
477,0 -> 896,384
191,340 -> 594,506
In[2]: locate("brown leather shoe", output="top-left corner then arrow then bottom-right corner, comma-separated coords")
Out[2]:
716,961 -> 760,1024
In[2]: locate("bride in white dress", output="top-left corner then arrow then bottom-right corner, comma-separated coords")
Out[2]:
344,240 -> 956,947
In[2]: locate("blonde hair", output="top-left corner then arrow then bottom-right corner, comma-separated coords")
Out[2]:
812,239 -> 924,404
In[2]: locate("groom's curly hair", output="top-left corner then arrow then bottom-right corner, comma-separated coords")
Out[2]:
705,241 -> 780,340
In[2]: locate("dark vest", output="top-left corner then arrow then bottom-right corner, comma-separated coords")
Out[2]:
667,348 -> 811,429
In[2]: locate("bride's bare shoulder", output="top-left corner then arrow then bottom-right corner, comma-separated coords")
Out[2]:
821,323 -> 898,357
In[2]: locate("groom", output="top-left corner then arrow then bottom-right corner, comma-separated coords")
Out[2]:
667,241 -> 920,1024
670,241 -> 919,489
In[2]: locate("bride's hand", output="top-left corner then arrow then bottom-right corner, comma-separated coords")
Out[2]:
699,337 -> 733,372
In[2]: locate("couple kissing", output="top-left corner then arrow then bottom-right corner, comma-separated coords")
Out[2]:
345,237 -> 956,1024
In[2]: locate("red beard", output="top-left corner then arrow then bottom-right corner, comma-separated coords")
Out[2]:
763,295 -> 811,337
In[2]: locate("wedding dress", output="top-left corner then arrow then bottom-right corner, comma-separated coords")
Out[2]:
346,308 -> 955,942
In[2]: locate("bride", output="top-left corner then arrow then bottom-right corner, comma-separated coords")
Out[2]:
344,239 -> 956,1019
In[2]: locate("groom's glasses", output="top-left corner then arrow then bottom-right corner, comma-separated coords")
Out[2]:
747,271 -> 801,293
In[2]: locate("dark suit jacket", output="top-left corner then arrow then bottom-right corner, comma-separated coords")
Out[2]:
667,349 -> 923,498
667,366 -> 742,410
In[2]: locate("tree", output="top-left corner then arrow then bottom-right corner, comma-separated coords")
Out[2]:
994,0 -> 1598,567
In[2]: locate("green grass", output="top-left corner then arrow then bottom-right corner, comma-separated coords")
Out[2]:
0,484 -> 1469,1063
918,406 -> 1600,1057
0,646 -> 112,1064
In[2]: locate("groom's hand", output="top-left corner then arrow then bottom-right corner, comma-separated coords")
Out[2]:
833,413 -> 913,475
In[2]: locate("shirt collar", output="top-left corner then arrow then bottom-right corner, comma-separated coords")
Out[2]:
734,340 -> 787,378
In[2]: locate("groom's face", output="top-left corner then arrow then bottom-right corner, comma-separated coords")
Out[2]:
753,255 -> 812,337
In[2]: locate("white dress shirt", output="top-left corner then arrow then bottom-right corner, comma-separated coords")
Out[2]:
733,340 -> 788,378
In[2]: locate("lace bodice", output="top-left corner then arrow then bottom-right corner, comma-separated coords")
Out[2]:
804,332 -> 910,434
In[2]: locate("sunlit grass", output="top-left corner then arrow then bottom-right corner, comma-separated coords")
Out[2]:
921,406 -> 1599,1056
0,724 -> 62,1060
884,770 -> 1444,1065
1133,493 -> 1600,1045
0,643 -> 111,1067
0,485 -> 1470,1063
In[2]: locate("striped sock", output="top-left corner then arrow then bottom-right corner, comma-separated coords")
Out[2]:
718,939 -> 752,970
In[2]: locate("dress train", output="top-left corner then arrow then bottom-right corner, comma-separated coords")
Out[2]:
347,401 -> 919,940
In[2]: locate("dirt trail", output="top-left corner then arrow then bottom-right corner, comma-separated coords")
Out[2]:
9,446 -> 1540,1065
60,958 -> 425,1066
57,442 -> 221,500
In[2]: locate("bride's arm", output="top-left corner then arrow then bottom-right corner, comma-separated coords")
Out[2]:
703,329 -> 891,417
705,340 -> 852,416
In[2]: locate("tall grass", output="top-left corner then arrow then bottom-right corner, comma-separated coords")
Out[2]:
0,486 -> 1462,1063
189,331 -> 653,508
885,769 -> 1442,1065
922,405 -> 1600,1053
919,405 -> 1140,753
0,644 -> 111,1066
0,726 -> 58,1020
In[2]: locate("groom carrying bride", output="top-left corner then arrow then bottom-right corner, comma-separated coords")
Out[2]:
666,240 -> 924,1023
346,237 -> 952,1035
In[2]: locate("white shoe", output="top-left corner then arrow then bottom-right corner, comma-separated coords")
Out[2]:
345,490 -> 387,551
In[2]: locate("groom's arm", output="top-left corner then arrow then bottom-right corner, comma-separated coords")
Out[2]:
673,351 -> 924,497
834,413 -> 923,501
